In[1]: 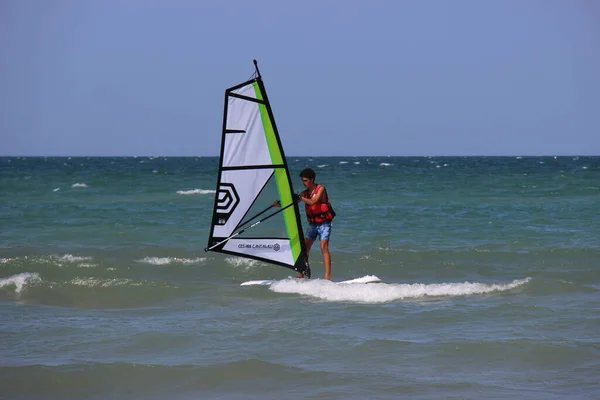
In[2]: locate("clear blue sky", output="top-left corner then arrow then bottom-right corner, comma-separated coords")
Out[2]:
1,0 -> 599,156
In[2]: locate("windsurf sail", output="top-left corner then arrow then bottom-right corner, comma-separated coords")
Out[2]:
205,60 -> 311,278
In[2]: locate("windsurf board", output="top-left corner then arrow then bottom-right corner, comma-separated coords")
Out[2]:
240,275 -> 381,286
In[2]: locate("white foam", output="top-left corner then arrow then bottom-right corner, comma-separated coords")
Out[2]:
53,188 -> 60,192
77,263 -> 97,268
0,272 -> 41,294
225,257 -> 264,270
71,183 -> 88,188
380,163 -> 393,167
317,164 -> 329,168
176,189 -> 216,195
269,278 -> 531,303
70,278 -> 134,287
136,257 -> 207,265
339,161 -> 349,164
55,254 -> 93,262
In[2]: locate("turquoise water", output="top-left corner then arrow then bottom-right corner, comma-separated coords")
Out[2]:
1,156 -> 599,399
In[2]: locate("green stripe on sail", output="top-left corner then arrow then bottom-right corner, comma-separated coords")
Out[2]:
253,81 -> 301,263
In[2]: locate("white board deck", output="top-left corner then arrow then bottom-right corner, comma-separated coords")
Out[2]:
338,275 -> 381,284
240,275 -> 381,286
240,279 -> 275,286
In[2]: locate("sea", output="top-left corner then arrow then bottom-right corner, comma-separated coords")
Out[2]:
1,156 -> 599,400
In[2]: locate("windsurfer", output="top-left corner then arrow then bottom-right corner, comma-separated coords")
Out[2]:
273,168 -> 335,280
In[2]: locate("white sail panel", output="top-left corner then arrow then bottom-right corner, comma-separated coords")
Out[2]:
223,238 -> 294,266
223,83 -> 272,167
212,168 -> 273,238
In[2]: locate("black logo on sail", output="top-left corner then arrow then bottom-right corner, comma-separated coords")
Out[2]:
215,183 -> 239,225
237,243 -> 281,251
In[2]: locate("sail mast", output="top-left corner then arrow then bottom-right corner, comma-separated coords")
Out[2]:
253,59 -> 261,78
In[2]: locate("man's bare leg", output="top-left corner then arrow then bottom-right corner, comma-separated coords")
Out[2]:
320,239 -> 331,280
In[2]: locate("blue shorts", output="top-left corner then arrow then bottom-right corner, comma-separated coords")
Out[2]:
305,222 -> 332,241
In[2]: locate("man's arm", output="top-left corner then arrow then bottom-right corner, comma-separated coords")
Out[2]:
272,192 -> 302,207
300,186 -> 325,206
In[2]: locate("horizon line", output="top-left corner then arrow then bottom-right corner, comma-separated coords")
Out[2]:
0,154 -> 598,158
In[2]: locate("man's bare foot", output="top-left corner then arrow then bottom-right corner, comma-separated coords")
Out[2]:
324,275 -> 331,280
296,273 -> 304,279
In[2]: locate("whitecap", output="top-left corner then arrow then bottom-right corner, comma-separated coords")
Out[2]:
225,257 -> 264,270
0,272 -> 42,294
55,254 -> 93,262
176,189 -> 216,195
77,263 -> 97,268
136,257 -> 207,265
70,278 -> 133,287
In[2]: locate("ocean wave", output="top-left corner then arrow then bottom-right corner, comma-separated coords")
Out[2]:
225,257 -> 265,270
77,263 -> 98,268
54,254 -> 93,262
0,359 -> 327,398
136,257 -> 207,265
69,278 -> 136,287
0,272 -> 41,294
0,254 -> 94,269
176,189 -> 215,195
1,275 -> 184,308
526,278 -> 599,295
269,278 -> 531,303
71,183 -> 87,188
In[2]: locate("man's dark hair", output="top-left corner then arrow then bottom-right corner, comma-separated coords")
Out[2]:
300,168 -> 316,180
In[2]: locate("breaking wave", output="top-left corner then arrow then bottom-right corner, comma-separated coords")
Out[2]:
269,278 -> 531,303
176,189 -> 215,195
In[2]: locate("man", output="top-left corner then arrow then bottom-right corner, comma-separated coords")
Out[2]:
275,168 -> 335,280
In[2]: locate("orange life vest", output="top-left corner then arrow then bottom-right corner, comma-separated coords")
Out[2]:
304,184 -> 335,224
